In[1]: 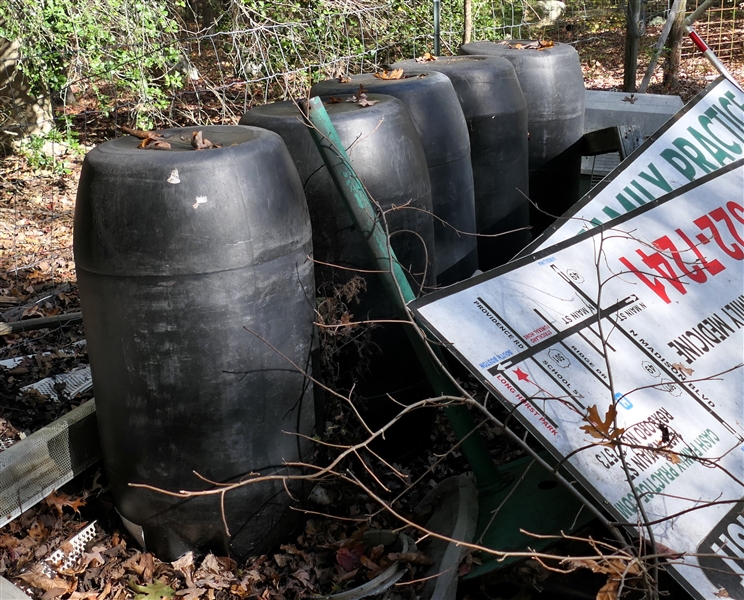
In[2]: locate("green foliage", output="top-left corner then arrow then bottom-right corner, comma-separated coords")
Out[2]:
19,128 -> 82,174
0,0 -> 183,127
129,580 -> 176,600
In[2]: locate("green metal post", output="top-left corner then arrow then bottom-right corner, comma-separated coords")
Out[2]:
304,97 -> 590,575
304,96 -> 504,493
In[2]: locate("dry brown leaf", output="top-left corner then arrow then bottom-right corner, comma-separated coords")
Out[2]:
671,362 -> 694,376
715,588 -> 731,597
68,591 -> 101,600
415,52 -> 437,62
387,551 -> 434,565
368,544 -> 384,562
138,138 -> 172,150
335,567 -> 358,584
338,74 -> 351,83
0,533 -> 21,548
580,404 -> 625,442
373,69 -> 404,80
176,588 -> 205,600
17,567 -> 69,592
509,39 -> 554,50
123,552 -> 155,582
191,131 -> 220,150
45,491 -> 86,516
356,97 -> 378,107
327,97 -> 343,103
28,520 -> 49,541
119,125 -> 164,141
172,551 -> 195,572
596,577 -> 619,600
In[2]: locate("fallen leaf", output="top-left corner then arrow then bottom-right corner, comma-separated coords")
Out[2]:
359,555 -> 380,571
580,404 -> 625,442
415,52 -> 437,62
139,138 -> 172,150
327,97 -> 343,103
45,491 -> 86,516
368,544 -> 384,562
191,131 -> 220,150
356,97 -> 378,107
387,551 -> 434,566
119,125 -> 165,141
28,520 -> 49,541
715,588 -> 731,598
41,588 -> 68,600
172,551 -> 195,572
17,568 -> 68,592
374,69 -> 404,80
129,579 -> 176,600
509,39 -> 554,50
335,567 -> 358,583
671,362 -> 694,376
175,588 -> 205,600
596,577 -> 619,600
336,546 -> 365,572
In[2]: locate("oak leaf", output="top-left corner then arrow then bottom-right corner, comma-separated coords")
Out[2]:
580,404 -> 625,442
17,564 -> 71,593
596,578 -> 619,600
45,491 -> 86,516
129,579 -> 176,600
415,52 -> 437,62
374,69 -> 404,80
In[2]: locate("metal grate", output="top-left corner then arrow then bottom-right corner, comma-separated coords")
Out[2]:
0,401 -> 100,529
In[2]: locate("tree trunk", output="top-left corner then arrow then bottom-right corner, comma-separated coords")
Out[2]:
663,0 -> 688,89
623,0 -> 642,92
0,37 -> 54,151
464,0 -> 473,45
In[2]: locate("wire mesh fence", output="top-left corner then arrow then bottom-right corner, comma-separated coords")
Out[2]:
0,0 -> 741,347
1,0 -> 740,139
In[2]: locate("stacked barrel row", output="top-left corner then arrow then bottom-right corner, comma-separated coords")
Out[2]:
74,41 -> 585,561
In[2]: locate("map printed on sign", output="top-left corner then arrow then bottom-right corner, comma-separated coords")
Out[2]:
411,161 -> 744,600
520,76 -> 744,255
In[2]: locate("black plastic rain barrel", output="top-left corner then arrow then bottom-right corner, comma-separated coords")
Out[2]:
240,97 -> 435,454
391,56 -> 530,270
310,73 -> 478,285
460,41 -> 586,235
74,125 -> 315,561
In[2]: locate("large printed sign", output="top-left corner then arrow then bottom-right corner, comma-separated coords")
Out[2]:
523,77 -> 744,254
412,161 -> 744,599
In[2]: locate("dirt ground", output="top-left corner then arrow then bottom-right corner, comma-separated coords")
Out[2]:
0,28 -> 742,600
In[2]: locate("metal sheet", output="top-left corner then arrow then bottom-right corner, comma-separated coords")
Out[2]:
412,161 -> 744,599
